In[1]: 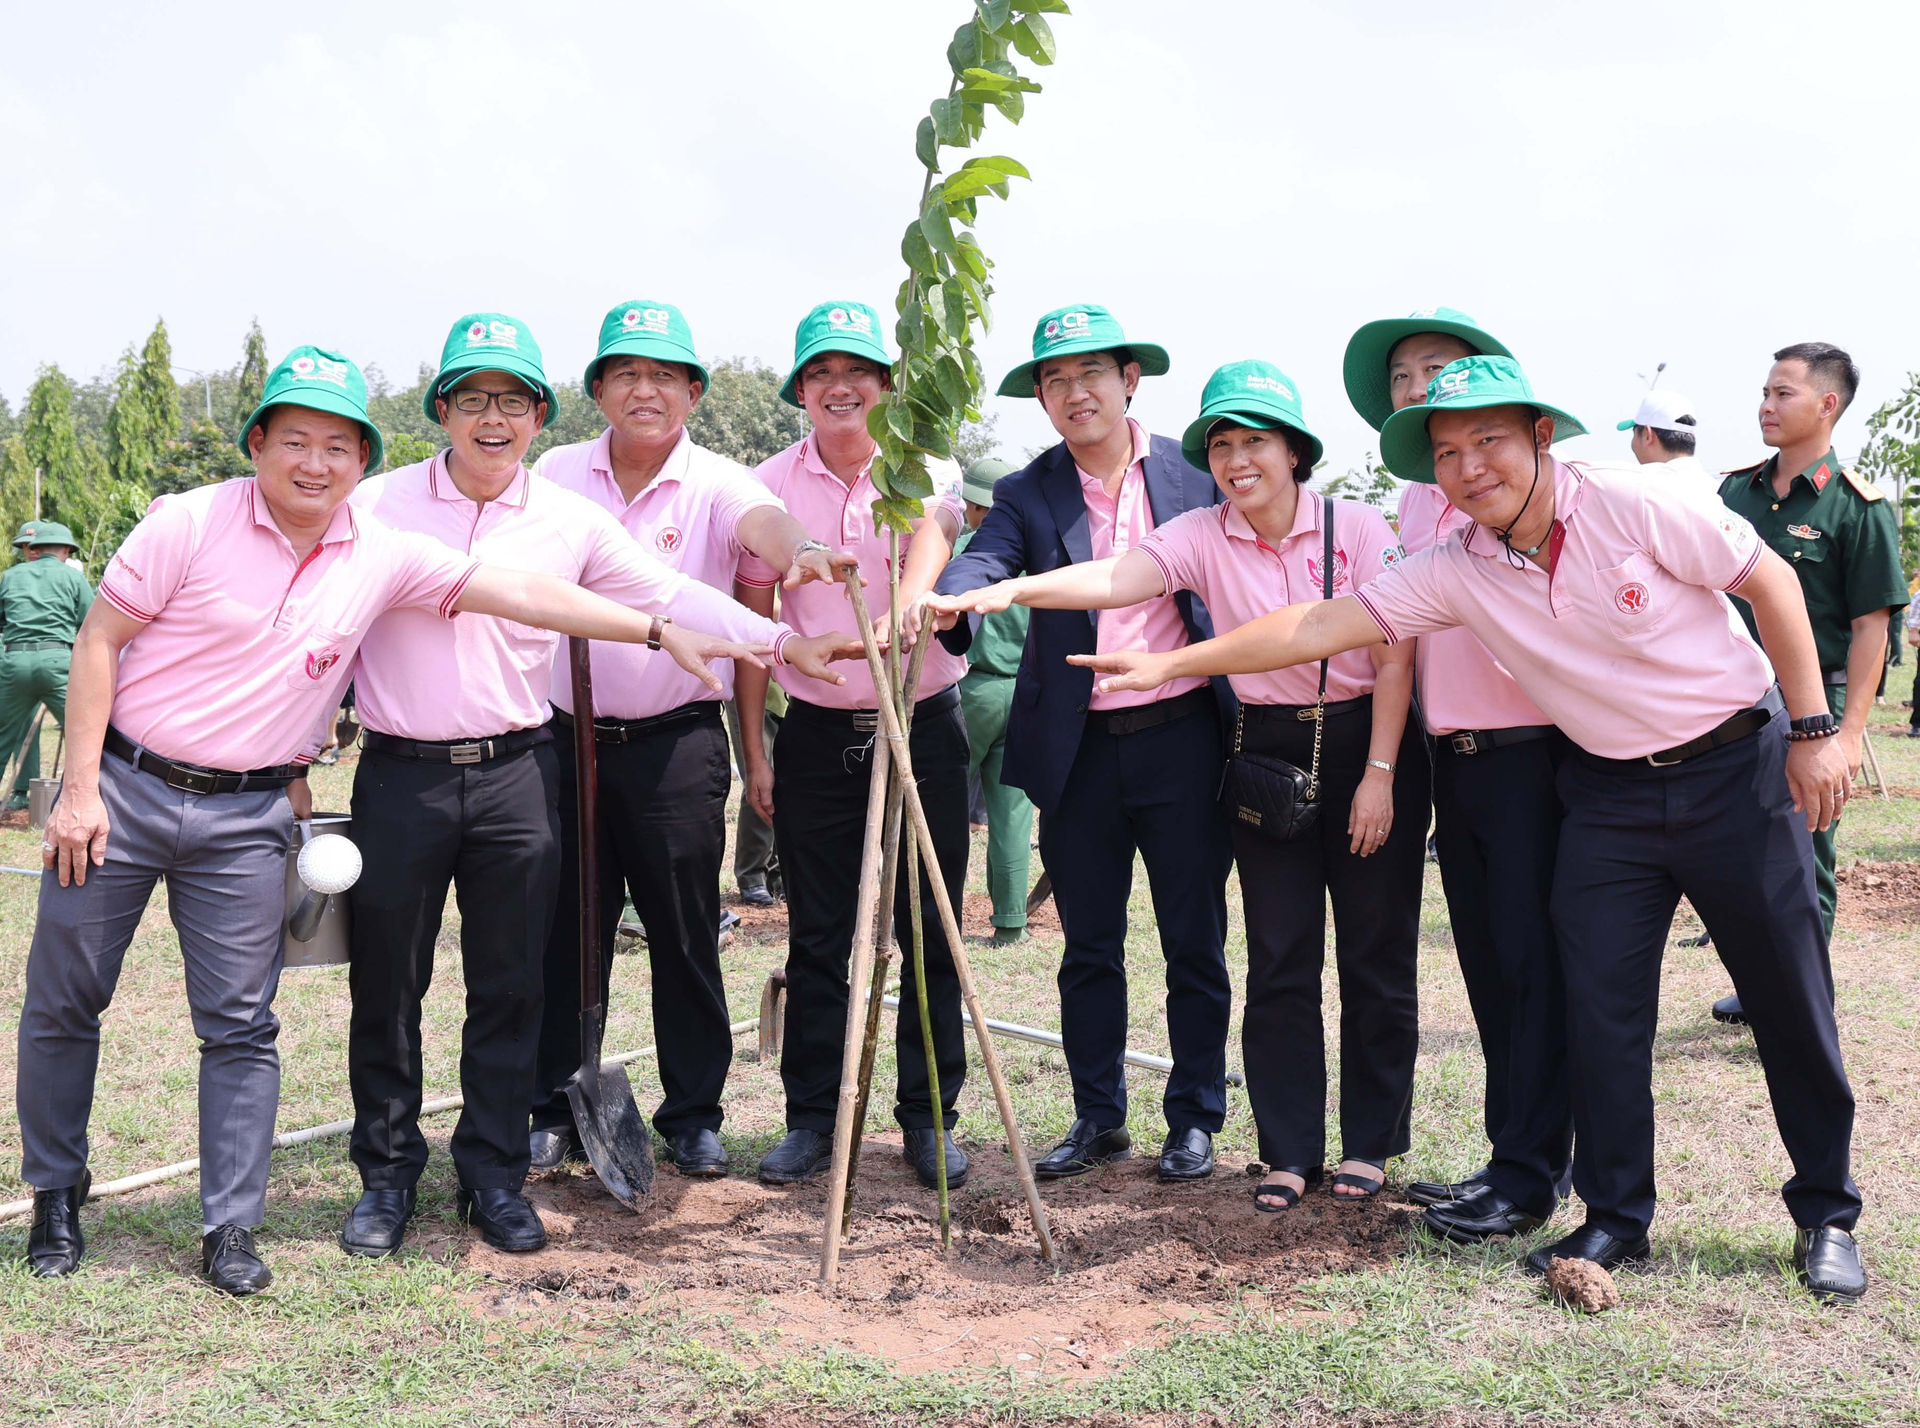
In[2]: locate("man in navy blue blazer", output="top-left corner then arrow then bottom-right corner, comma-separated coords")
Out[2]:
931,304 -> 1234,1182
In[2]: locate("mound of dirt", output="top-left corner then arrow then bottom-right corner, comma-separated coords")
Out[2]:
473,1142 -> 1409,1377
1837,860 -> 1920,926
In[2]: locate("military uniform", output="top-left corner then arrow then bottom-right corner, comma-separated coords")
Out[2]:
1720,450 -> 1908,935
954,522 -> 1035,936
0,522 -> 92,805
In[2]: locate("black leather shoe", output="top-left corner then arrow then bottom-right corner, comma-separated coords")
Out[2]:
1158,1127 -> 1215,1182
665,1127 -> 729,1178
1795,1227 -> 1868,1303
201,1224 -> 272,1295
738,882 -> 777,908
529,1127 -> 584,1172
27,1170 -> 90,1278
1524,1222 -> 1652,1276
1420,1183 -> 1547,1244
456,1187 -> 547,1252
1407,1164 -> 1490,1208
1682,931 -> 1713,949
1033,1119 -> 1132,1180
340,1186 -> 417,1258
757,1128 -> 831,1184
1711,993 -> 1747,1024
902,1128 -> 969,1189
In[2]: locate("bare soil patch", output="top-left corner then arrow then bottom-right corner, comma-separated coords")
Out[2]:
473,1144 -> 1406,1378
1835,859 -> 1920,925
726,889 -> 1063,949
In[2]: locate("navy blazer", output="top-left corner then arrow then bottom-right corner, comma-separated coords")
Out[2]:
936,433 -> 1236,814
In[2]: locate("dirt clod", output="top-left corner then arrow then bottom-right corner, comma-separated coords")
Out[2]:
1545,1256 -> 1620,1313
1835,860 -> 1920,925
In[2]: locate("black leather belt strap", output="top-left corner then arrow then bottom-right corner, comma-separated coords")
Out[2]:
1242,694 -> 1371,725
104,725 -> 305,793
362,726 -> 551,765
786,684 -> 960,734
1823,668 -> 1847,687
550,700 -> 718,744
4,640 -> 70,653
1090,685 -> 1212,737
1440,724 -> 1555,756
1578,689 -> 1784,771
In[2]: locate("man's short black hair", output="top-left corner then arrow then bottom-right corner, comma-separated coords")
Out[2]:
1638,416 -> 1697,457
1774,342 -> 1859,416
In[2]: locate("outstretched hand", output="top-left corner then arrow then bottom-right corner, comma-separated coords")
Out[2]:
784,631 -> 852,687
1064,648 -> 1177,696
923,583 -> 1016,618
785,545 -> 859,590
660,625 -> 770,693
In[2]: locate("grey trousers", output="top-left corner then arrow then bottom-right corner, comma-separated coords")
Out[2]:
15,750 -> 293,1226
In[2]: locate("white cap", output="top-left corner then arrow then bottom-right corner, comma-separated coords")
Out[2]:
1616,388 -> 1700,436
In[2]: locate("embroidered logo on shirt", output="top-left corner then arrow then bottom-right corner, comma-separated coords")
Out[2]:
465,320 -> 520,350
1809,463 -> 1832,492
1381,545 -> 1405,568
305,648 -> 342,680
655,527 -> 683,554
1042,311 -> 1090,345
112,552 -> 145,582
1614,582 -> 1650,615
1305,549 -> 1350,592
1787,524 -> 1823,540
827,307 -> 874,336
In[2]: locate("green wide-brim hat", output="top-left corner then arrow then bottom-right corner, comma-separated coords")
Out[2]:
236,344 -> 385,472
779,300 -> 892,408
424,312 -> 559,429
962,457 -> 1015,507
1180,360 -> 1324,473
1342,307 -> 1513,432
997,303 -> 1170,398
1379,356 -> 1586,484
12,520 -> 78,548
585,299 -> 711,394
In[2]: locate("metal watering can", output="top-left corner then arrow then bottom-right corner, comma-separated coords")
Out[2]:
282,814 -> 359,968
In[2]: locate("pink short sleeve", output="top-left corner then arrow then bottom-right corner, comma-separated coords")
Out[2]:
379,526 -> 480,619
709,464 -> 785,560
1350,544 -> 1463,644
1137,507 -> 1213,598
1338,501 -> 1407,594
736,462 -> 785,588
98,495 -> 197,622
1640,481 -> 1765,592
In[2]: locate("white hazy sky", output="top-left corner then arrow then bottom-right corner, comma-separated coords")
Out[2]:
5,0 -> 1917,478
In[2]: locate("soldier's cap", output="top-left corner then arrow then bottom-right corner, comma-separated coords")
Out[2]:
1181,360 -> 1324,474
424,313 -> 559,430
586,300 -> 710,396
780,300 -> 893,408
236,345 -> 386,473
1342,307 -> 1513,433
12,520 -> 79,549
962,458 -> 1015,507
1379,356 -> 1586,484
998,304 -> 1169,399
1617,388 -> 1700,436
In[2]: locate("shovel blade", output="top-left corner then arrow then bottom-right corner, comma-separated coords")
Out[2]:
566,1063 -> 654,1208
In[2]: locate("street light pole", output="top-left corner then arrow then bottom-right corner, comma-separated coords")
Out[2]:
171,365 -> 213,421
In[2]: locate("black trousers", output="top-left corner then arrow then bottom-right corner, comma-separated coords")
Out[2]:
1041,701 -> 1232,1133
1554,712 -> 1860,1239
347,739 -> 561,1191
533,705 -> 734,1140
1234,700 -> 1425,1167
772,691 -> 969,1133
1431,734 -> 1574,1217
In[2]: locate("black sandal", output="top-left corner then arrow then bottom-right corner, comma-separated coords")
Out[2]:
1330,1158 -> 1386,1202
1253,1165 -> 1323,1213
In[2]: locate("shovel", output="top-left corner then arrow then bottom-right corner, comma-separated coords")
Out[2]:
564,635 -> 654,1206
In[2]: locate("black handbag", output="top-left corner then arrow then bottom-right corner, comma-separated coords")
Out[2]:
1217,503 -> 1333,844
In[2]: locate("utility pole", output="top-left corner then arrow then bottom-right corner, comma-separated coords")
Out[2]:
171,365 -> 213,421
33,466 -> 40,521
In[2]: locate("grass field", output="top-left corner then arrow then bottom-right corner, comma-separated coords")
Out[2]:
0,711 -> 1917,1427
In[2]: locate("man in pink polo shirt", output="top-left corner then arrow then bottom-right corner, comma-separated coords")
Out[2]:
17,346 -> 767,1294
340,314 -> 847,1259
1341,309 -> 1574,1242
1072,355 -> 1867,1304
733,299 -> 972,1191
933,304 -> 1234,1184
526,299 -> 852,1184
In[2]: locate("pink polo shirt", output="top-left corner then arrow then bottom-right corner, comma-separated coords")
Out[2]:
98,477 -> 478,770
1397,481 -> 1553,736
1354,460 -> 1772,759
739,435 -> 969,709
534,428 -> 784,718
1079,418 -> 1208,710
349,454 -> 785,740
1139,491 -> 1397,706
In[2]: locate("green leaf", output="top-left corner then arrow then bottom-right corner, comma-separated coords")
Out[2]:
951,234 -> 989,281
944,284 -> 968,340
866,405 -> 891,448
915,116 -> 938,172
935,356 -> 972,412
1012,0 -> 1071,12
958,67 -> 1040,93
911,424 -> 954,460
947,21 -> 979,75
919,204 -> 958,260
922,282 -> 952,338
892,453 -> 937,499
894,304 -> 924,352
871,493 -> 924,535
964,154 -> 1031,179
900,221 -> 938,278
973,0 -> 1012,30
992,89 -> 1026,122
935,169 -> 997,203
930,96 -> 962,145
886,400 -> 915,443
1012,11 -> 1058,61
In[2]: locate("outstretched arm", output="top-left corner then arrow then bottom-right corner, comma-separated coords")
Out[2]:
1068,595 -> 1388,694
925,549 -> 1165,618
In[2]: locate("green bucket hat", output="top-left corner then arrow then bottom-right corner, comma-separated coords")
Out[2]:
585,300 -> 710,395
1180,360 -> 1324,474
997,303 -> 1170,398
779,300 -> 892,408
962,457 -> 1015,507
235,345 -> 385,473
424,312 -> 559,429
12,520 -> 78,549
1378,356 -> 1586,484
1341,307 -> 1513,433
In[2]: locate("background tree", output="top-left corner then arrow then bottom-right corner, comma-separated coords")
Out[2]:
1318,452 -> 1399,516
106,319 -> 179,490
0,437 -> 34,551
1857,372 -> 1920,577
151,419 -> 254,495
951,412 -> 1003,471
686,358 -> 810,468
0,392 -> 15,447
22,367 -> 84,524
233,318 -> 269,438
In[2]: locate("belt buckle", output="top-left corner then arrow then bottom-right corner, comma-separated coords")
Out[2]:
449,742 -> 486,765
851,709 -> 880,734
1296,706 -> 1321,722
1644,749 -> 1684,768
163,765 -> 218,795
1450,731 -> 1481,755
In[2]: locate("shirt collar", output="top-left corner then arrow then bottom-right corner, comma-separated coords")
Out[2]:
1222,485 -> 1320,548
428,449 -> 530,508
1074,417 -> 1150,495
799,432 -> 877,489
1461,459 -> 1581,560
246,477 -> 359,548
589,425 -> 693,507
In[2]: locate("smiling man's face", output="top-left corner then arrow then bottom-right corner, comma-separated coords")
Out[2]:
1035,351 -> 1138,450
248,404 -> 368,529
1429,404 -> 1555,529
437,370 -> 544,483
595,355 -> 701,449
793,351 -> 889,445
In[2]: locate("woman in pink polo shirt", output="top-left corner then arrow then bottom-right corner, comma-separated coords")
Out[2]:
928,360 -> 1425,1213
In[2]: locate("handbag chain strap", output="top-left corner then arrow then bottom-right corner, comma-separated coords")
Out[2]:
1304,500 -> 1334,800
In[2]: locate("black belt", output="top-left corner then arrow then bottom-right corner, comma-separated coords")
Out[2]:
1439,724 -> 1556,756
1241,694 -> 1371,725
550,700 -> 719,744
1823,668 -> 1847,687
104,725 -> 306,793
4,641 -> 70,653
1089,685 -> 1212,737
786,684 -> 960,734
362,726 -> 551,765
1576,690 -> 1783,771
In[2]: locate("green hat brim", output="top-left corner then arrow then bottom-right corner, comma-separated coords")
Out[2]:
1379,395 -> 1587,484
585,340 -> 711,399
997,340 -> 1171,399
1342,318 -> 1512,432
1179,406 -> 1324,474
425,354 -> 560,430
14,522 -> 78,548
779,333 -> 895,408
1614,419 -> 1637,431
236,393 -> 386,474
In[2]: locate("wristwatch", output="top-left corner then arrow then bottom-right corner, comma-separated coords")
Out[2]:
1787,712 -> 1839,741
793,539 -> 832,560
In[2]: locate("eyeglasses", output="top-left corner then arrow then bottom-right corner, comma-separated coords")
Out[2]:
448,389 -> 536,417
1040,363 -> 1119,400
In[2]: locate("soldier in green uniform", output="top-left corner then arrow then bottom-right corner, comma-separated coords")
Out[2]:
0,521 -> 92,810
955,458 -> 1034,945
1714,343 -> 1906,1024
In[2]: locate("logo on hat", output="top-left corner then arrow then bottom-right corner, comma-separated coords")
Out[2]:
1614,582 -> 1650,615
655,527 -> 683,555
311,356 -> 349,388
622,309 -> 643,330
1044,312 -> 1090,346
291,356 -> 316,376
1435,368 -> 1472,400
1244,374 -> 1294,400
826,307 -> 873,336
467,321 -> 487,343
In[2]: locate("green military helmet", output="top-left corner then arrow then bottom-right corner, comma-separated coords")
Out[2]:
12,520 -> 80,550
962,457 -> 1015,507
